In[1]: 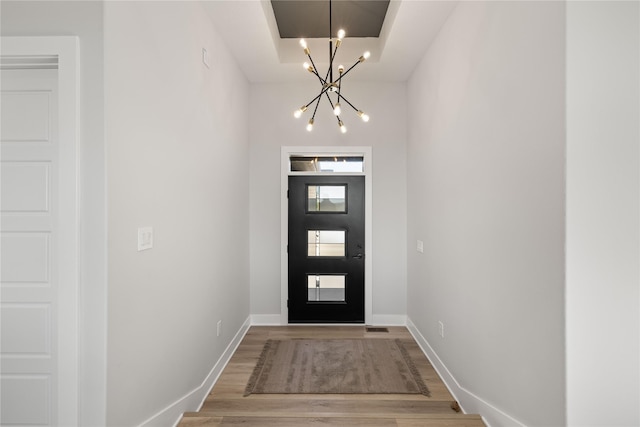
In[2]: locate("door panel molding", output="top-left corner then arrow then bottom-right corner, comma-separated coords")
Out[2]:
1,36 -> 79,426
281,146 -> 372,325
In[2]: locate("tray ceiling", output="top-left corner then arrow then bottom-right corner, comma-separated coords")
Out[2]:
271,0 -> 390,39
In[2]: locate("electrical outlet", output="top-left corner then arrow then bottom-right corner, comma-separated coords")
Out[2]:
217,320 -> 222,337
438,321 -> 444,338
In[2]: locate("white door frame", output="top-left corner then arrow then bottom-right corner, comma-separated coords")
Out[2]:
280,146 -> 372,325
1,36 -> 80,426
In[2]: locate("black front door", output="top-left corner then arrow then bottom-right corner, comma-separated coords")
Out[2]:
288,175 -> 365,323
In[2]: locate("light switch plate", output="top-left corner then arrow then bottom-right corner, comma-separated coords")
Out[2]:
138,227 -> 153,251
202,48 -> 210,68
417,240 -> 424,253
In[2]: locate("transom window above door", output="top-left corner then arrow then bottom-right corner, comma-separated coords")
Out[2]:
290,156 -> 363,173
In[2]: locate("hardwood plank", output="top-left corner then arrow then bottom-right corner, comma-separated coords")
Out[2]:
221,417 -> 398,426
179,414 -> 485,427
397,418 -> 486,427
200,398 -> 460,417
186,412 -> 482,421
178,416 -> 223,426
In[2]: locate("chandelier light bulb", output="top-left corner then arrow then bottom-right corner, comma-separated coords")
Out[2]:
363,51 -> 371,59
294,105 -> 308,118
337,29 -> 345,40
300,38 -> 310,55
306,118 -> 314,132
334,103 -> 341,116
339,121 -> 347,133
357,110 -> 370,122
338,64 -> 345,74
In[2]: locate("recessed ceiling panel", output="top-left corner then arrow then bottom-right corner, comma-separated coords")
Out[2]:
271,0 -> 390,39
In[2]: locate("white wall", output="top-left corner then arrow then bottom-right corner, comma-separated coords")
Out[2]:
566,2 -> 640,426
249,81 -> 407,322
1,2 -> 107,425
104,2 -> 250,425
406,2 -> 566,426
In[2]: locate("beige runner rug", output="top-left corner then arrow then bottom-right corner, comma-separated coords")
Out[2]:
244,339 -> 430,396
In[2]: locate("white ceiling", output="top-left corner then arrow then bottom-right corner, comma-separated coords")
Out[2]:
201,0 -> 458,83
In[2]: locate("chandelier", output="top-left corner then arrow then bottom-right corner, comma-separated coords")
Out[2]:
293,0 -> 370,133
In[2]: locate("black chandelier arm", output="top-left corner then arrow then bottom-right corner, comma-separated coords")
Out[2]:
323,42 -> 340,86
303,78 -> 339,109
326,0 -> 335,84
323,89 -> 336,110
329,40 -> 333,84
335,92 -> 359,113
333,56 -> 366,86
305,51 -> 340,91
334,54 -> 342,105
304,60 -> 329,87
322,91 -> 343,125
302,79 -> 335,109
309,64 -> 326,86
302,92 -> 323,110
310,91 -> 322,120
328,41 -> 341,83
306,53 -> 326,86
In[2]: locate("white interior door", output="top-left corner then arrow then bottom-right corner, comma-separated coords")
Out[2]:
1,67 -> 61,425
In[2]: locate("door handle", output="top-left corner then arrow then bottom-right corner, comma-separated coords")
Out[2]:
352,253 -> 364,259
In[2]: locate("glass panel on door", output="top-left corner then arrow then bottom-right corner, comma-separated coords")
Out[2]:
307,230 -> 345,257
307,185 -> 346,212
307,275 -> 346,302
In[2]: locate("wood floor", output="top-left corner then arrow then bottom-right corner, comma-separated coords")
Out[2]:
179,326 -> 485,427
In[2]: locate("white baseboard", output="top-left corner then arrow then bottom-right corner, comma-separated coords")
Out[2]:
136,316 -> 251,427
250,313 -> 408,326
406,317 -> 526,427
370,314 -> 407,326
251,314 -> 283,325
